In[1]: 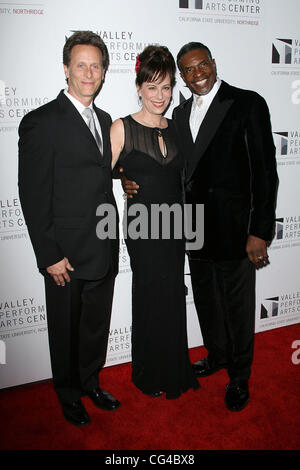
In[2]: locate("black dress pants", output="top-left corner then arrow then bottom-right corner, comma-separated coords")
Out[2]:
189,257 -> 256,381
44,268 -> 115,404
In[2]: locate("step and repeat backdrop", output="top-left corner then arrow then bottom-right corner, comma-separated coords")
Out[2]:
0,0 -> 299,389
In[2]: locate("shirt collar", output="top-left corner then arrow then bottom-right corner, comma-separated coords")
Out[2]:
64,89 -> 94,114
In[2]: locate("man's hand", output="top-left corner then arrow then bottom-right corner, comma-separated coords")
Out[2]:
246,235 -> 269,268
119,167 -> 139,198
46,257 -> 74,286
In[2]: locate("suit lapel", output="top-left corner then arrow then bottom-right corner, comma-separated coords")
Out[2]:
180,97 -> 193,146
175,97 -> 194,169
186,82 -> 234,181
94,106 -> 109,158
57,91 -> 104,162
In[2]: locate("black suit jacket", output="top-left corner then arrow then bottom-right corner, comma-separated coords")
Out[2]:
172,81 -> 278,261
18,90 -> 119,279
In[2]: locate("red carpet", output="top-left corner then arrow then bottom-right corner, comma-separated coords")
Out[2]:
1,324 -> 300,451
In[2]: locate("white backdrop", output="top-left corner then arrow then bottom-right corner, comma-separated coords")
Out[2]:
0,0 -> 300,389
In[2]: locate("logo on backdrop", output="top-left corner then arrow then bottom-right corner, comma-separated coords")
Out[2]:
178,89 -> 194,107
0,82 -> 49,132
0,7 -> 44,15
271,39 -> 300,66
119,238 -> 131,274
272,39 -> 293,65
179,0 -> 203,8
0,297 -> 47,336
274,132 -> 289,156
260,291 -> 300,329
0,197 -> 27,242
179,90 -> 190,104
271,39 -> 300,104
270,214 -> 300,251
274,130 -> 300,166
275,218 -> 284,240
178,0 -> 261,26
260,297 -> 279,319
106,325 -> 132,365
271,39 -> 300,76
68,30 -> 150,76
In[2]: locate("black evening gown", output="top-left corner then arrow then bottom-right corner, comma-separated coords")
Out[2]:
119,115 -> 199,399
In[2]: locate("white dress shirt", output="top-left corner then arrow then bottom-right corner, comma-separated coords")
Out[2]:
63,89 -> 103,142
189,77 -> 222,142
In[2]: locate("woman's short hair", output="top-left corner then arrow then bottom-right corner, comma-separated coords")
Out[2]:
135,45 -> 176,88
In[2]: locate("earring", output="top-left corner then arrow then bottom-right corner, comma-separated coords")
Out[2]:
138,95 -> 143,106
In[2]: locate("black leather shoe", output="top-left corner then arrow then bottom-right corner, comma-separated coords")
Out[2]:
87,388 -> 121,411
192,356 -> 226,377
61,400 -> 90,426
225,380 -> 249,411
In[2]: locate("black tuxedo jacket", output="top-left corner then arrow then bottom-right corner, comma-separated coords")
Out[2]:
18,90 -> 119,280
172,81 -> 278,261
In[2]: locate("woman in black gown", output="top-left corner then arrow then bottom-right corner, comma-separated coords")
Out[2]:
110,45 -> 199,399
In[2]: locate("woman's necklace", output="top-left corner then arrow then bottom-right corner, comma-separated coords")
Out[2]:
155,128 -> 167,159
135,115 -> 168,158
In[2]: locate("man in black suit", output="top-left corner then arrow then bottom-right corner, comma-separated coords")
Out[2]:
122,42 -> 278,411
172,42 -> 278,411
18,31 -> 120,426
